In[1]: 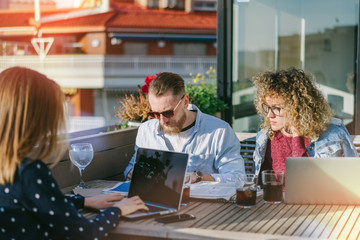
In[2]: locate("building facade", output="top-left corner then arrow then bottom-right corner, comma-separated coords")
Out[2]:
0,0 -> 217,130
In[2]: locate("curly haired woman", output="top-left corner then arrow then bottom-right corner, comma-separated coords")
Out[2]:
252,67 -> 358,177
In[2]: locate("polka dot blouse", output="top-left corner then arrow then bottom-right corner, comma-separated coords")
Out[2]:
0,159 -> 122,240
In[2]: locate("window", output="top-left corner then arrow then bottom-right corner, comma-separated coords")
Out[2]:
231,0 -> 358,133
173,43 -> 206,55
193,0 -> 216,11
123,42 -> 148,55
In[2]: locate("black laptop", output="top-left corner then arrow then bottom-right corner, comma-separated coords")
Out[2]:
123,147 -> 189,220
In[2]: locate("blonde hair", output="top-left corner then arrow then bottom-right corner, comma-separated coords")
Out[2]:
0,67 -> 67,184
252,67 -> 333,140
149,72 -> 185,97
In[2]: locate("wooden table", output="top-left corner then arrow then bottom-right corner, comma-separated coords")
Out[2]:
64,180 -> 360,240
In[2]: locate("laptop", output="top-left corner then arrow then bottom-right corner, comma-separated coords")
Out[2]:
285,157 -> 360,205
123,147 -> 189,220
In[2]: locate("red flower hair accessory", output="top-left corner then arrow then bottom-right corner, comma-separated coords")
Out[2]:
141,73 -> 160,93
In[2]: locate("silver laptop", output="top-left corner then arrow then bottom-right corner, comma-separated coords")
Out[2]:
285,157 -> 360,205
123,147 -> 189,220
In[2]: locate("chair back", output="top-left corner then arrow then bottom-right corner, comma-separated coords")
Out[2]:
240,137 -> 256,174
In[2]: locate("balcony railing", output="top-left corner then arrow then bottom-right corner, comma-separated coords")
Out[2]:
0,55 -> 217,89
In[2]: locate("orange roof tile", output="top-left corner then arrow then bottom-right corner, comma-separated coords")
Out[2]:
41,11 -> 114,27
108,12 -> 216,30
108,2 -> 216,31
0,8 -> 75,27
0,2 -> 216,34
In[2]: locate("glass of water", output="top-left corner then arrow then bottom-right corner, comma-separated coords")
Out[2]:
69,143 -> 94,189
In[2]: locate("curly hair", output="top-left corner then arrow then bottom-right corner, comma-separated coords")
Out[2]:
252,67 -> 333,140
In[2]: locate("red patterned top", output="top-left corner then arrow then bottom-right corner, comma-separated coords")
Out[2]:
269,132 -> 310,173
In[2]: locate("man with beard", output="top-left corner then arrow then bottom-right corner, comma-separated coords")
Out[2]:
124,72 -> 245,183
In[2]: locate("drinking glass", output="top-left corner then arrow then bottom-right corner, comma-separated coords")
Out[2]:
69,143 -> 94,189
181,172 -> 191,206
262,170 -> 284,204
235,174 -> 257,208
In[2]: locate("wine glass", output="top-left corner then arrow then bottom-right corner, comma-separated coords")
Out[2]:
69,143 -> 94,189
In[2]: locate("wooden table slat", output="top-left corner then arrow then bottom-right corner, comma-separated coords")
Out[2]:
329,206 -> 355,239
230,201 -> 283,232
206,205 -> 243,230
212,206 -> 248,231
257,204 -> 298,234
211,198 -> 263,231
306,205 -> 338,238
347,207 -> 360,240
301,205 -> 331,238
196,203 -> 236,229
318,205 -> 347,239
338,206 -> 360,239
240,203 -> 287,233
282,205 -> 316,235
273,205 -> 307,235
62,180 -> 360,240
221,201 -> 270,231
194,202 -> 232,227
180,201 -> 211,216
186,202 -> 223,227
292,205 -> 325,237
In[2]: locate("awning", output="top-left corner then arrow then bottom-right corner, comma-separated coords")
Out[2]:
108,33 -> 216,42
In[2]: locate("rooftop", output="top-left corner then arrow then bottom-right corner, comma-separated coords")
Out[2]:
0,1 -> 216,35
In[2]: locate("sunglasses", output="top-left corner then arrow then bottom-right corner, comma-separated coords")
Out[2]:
148,95 -> 185,119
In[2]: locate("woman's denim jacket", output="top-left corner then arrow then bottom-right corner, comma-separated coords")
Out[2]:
253,118 -> 358,175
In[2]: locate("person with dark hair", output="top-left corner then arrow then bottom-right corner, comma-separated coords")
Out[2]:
0,67 -> 148,239
124,72 -> 245,183
252,67 -> 358,177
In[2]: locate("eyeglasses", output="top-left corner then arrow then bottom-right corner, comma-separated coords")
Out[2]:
262,103 -> 282,116
148,95 -> 185,119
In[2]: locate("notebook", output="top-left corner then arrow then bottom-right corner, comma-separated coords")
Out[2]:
285,157 -> 360,205
123,147 -> 189,220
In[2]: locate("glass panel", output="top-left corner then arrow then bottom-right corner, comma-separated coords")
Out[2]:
232,0 -> 358,133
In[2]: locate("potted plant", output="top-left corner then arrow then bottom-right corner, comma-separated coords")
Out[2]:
114,86 -> 150,127
114,74 -> 158,127
186,67 -> 227,116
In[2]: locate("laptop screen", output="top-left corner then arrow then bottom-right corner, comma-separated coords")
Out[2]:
128,147 -> 189,209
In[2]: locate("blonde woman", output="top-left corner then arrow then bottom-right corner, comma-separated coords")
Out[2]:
0,67 -> 148,239
252,67 -> 358,177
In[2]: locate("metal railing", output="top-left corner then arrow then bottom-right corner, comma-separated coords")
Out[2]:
0,55 -> 217,89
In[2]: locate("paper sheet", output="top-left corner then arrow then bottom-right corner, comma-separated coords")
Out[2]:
102,181 -> 130,197
190,181 -> 236,200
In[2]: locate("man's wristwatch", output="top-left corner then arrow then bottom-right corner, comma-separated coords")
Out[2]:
193,170 -> 203,183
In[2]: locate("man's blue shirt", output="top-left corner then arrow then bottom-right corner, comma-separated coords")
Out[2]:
124,104 -> 245,182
